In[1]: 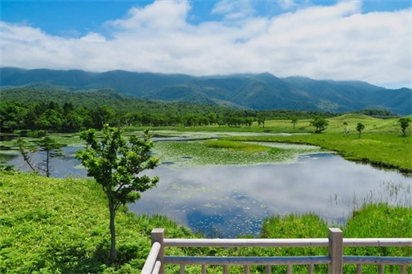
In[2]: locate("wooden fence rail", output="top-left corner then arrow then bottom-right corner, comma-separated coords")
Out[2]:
141,228 -> 412,274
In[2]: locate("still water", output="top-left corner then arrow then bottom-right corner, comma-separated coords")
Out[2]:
2,143 -> 411,237
132,153 -> 410,237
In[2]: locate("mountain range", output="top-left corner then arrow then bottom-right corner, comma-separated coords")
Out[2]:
1,67 -> 411,115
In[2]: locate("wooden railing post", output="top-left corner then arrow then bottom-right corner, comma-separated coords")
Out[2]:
152,228 -> 165,274
328,228 -> 343,274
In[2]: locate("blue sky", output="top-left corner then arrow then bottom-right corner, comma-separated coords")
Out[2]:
1,0 -> 411,88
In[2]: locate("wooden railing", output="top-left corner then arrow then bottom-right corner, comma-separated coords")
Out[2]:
141,228 -> 412,274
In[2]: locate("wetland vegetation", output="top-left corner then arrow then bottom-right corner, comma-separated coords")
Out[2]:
1,107 -> 411,273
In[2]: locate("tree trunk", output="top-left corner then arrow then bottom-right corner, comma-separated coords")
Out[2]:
46,150 -> 50,177
109,198 -> 117,265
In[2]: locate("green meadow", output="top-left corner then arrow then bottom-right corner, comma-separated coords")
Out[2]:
264,113 -> 412,134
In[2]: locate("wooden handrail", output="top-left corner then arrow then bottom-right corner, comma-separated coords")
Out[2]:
141,228 -> 412,274
165,255 -> 331,265
141,242 -> 161,274
343,238 -> 412,247
343,256 -> 412,265
164,238 -> 329,247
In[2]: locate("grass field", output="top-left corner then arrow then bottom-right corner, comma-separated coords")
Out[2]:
258,114 -> 412,134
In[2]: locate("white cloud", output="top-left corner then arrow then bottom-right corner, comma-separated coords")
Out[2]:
211,0 -> 255,20
1,0 -> 410,88
107,0 -> 191,31
278,0 -> 297,10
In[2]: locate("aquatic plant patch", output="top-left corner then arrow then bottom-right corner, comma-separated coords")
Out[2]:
203,140 -> 269,153
153,140 -> 324,167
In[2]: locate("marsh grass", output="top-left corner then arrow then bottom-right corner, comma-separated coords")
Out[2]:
350,181 -> 412,210
259,203 -> 412,274
343,202 -> 412,274
204,139 -> 269,153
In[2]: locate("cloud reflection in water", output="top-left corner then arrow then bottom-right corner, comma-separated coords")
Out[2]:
130,153 -> 411,237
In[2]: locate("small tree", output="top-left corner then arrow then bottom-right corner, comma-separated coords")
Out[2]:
310,116 -> 328,133
36,137 -> 65,177
15,138 -> 37,173
257,113 -> 266,127
75,124 -> 159,265
398,117 -> 411,136
257,115 -> 265,128
356,123 -> 365,138
14,136 -> 65,177
343,122 -> 349,134
291,116 -> 298,129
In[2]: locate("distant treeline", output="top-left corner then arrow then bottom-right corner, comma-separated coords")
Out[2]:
353,109 -> 399,118
0,100 -> 338,133
2,86 -> 399,133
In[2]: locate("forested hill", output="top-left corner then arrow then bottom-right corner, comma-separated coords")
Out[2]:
0,86 -> 232,115
1,67 -> 411,115
1,87 -> 342,133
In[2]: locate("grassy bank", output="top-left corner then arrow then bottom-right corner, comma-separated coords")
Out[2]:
225,133 -> 412,173
1,172 -> 411,273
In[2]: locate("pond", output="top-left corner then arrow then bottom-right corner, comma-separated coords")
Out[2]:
1,134 -> 411,238
132,153 -> 410,237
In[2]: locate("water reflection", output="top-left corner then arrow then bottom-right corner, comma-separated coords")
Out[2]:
131,153 -> 411,237
2,145 -> 411,238
3,146 -> 87,177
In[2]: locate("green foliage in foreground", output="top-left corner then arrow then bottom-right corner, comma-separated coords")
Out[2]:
76,125 -> 160,264
343,203 -> 412,274
0,173 -> 193,274
226,133 -> 412,173
258,205 -> 412,274
1,172 -> 411,273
